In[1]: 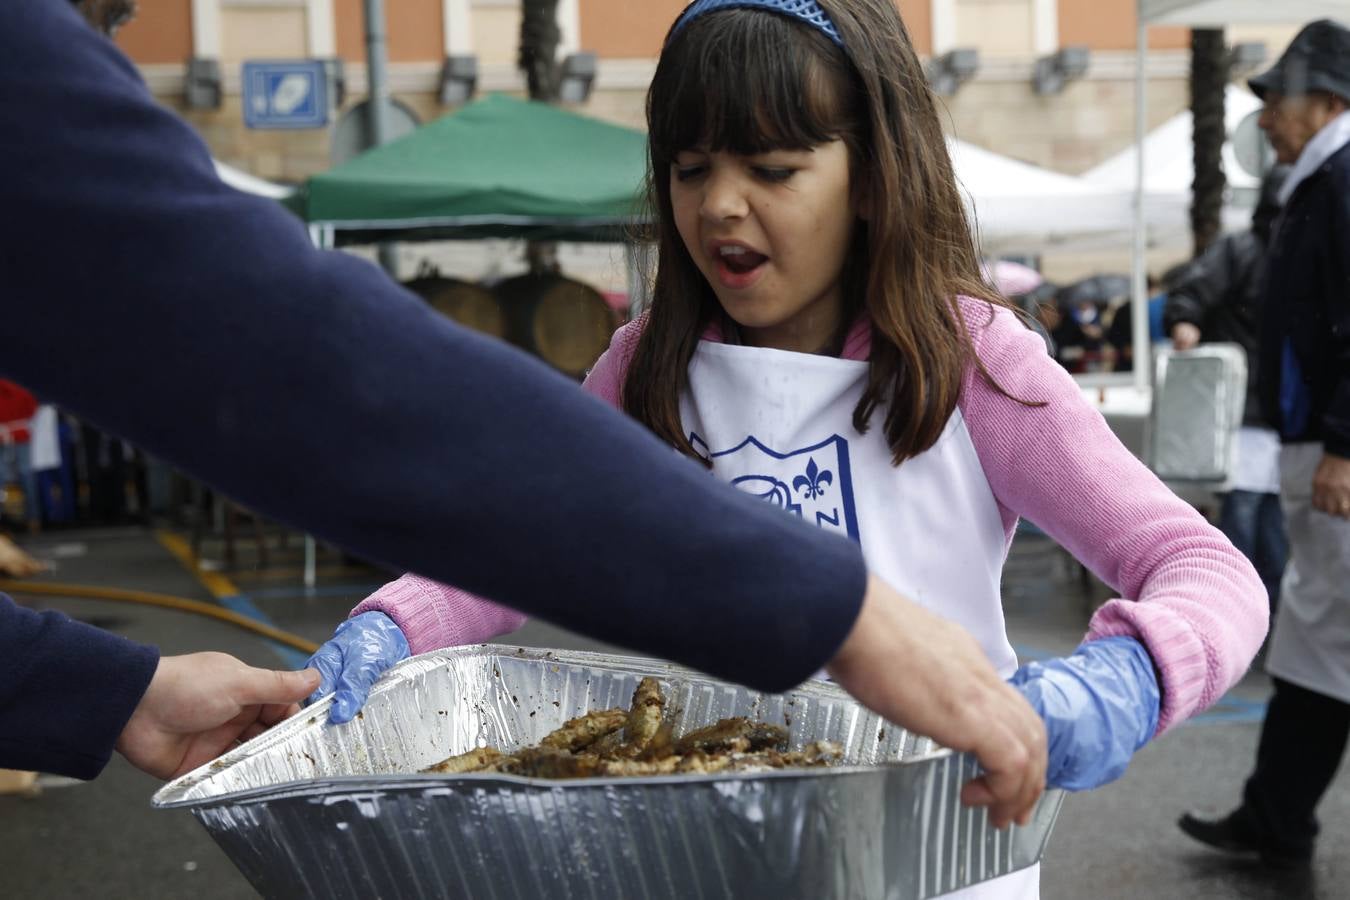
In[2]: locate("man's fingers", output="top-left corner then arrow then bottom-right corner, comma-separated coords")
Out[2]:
961,777 -> 996,808
239,703 -> 299,740
1007,686 -> 1047,822
259,702 -> 303,728
984,731 -> 1033,827
1312,491 -> 1346,516
1315,489 -> 1350,517
235,666 -> 322,707
963,707 -> 1044,828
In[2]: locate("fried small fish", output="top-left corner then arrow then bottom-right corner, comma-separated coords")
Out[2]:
425,681 -> 838,781
538,708 -> 627,752
422,746 -> 504,774
493,749 -> 605,778
596,756 -> 682,777
673,718 -> 789,755
622,677 -> 665,751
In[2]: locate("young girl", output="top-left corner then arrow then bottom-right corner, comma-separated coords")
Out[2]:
309,1 -> 1267,894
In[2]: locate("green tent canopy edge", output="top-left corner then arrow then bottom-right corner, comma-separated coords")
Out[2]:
290,93 -> 652,244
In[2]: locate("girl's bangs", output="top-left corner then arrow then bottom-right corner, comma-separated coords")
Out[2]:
650,11 -> 853,163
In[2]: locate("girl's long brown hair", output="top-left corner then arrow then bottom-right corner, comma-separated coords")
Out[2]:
625,0 -> 1024,466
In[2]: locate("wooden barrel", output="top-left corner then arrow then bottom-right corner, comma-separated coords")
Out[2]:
494,273 -> 616,378
403,275 -> 507,340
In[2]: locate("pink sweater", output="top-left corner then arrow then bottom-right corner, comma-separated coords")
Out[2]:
353,299 -> 1268,735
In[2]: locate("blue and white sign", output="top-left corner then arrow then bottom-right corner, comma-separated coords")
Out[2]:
242,60 -> 328,130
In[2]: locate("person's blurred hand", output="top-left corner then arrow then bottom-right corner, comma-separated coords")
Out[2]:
305,611 -> 410,723
1171,322 -> 1201,351
0,535 -> 45,577
1312,452 -> 1350,518
115,653 -> 320,779
827,575 -> 1046,828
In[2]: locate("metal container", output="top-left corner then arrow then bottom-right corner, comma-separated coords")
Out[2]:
1149,343 -> 1249,484
154,647 -> 1062,899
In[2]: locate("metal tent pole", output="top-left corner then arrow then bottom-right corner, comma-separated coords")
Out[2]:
363,0 -> 391,145
363,0 -> 399,276
1132,13 -> 1150,392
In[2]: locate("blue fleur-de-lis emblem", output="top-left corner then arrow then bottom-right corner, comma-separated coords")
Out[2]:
792,457 -> 833,500
689,431 -> 860,542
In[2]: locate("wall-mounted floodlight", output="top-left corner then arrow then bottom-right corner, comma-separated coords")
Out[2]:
559,52 -> 597,104
438,55 -> 479,107
927,48 -> 980,97
1228,41 -> 1267,76
185,57 -> 222,110
1032,46 -> 1090,95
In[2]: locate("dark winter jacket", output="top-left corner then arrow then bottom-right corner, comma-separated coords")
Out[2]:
1257,143 -> 1350,456
1164,231 -> 1269,427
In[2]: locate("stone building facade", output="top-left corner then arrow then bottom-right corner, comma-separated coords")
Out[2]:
111,1 -> 1299,282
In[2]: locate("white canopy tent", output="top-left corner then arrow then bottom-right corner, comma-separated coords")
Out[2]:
1086,85 -> 1262,194
1126,0 -> 1350,389
1086,85 -> 1260,251
948,138 -> 1136,252
1142,0 -> 1350,26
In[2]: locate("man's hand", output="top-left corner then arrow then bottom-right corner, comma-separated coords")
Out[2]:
115,653 -> 321,780
1171,322 -> 1201,351
827,576 -> 1047,828
1312,452 -> 1350,518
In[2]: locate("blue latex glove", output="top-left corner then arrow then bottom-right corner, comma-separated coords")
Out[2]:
1008,636 -> 1160,791
305,612 -> 411,724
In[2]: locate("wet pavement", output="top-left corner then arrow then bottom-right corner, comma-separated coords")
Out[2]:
0,525 -> 1346,899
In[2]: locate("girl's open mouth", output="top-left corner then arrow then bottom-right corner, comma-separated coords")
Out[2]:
714,247 -> 769,288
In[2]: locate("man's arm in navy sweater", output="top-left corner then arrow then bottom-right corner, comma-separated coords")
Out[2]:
0,6 -> 1047,821
0,596 -> 158,779
0,0 -> 865,692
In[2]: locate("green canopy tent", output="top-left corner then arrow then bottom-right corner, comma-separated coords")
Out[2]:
290,93 -> 651,246
283,95 -> 653,586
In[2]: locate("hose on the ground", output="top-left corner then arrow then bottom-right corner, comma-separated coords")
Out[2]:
0,579 -> 321,654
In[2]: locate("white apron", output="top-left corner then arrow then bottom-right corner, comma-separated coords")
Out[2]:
681,342 -> 1034,900
1266,442 -> 1350,703
1230,426 -> 1281,495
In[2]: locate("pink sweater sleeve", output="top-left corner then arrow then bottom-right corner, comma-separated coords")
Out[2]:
956,299 -> 1268,734
350,318 -> 647,654
349,574 -> 528,655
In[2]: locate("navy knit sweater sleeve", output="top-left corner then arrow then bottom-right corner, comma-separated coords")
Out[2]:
0,0 -> 867,764
0,595 -> 159,779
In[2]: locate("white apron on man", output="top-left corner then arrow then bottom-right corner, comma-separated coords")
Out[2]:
1266,443 -> 1350,703
1258,115 -> 1350,704
681,341 -> 1034,900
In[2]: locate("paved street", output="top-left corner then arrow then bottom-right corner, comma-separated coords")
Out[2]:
1,526 -> 1346,899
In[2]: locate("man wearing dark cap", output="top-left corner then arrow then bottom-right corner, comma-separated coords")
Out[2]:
1179,19 -> 1350,869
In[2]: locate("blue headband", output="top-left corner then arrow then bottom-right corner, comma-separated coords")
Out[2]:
670,0 -> 844,49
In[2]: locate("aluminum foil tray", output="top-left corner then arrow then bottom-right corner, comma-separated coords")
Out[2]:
154,646 -> 1062,899
1150,343 -> 1248,484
